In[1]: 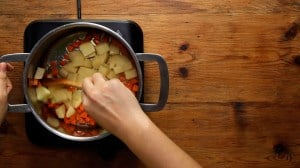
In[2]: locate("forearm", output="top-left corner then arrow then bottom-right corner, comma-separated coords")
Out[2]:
81,74 -> 200,167
118,114 -> 201,168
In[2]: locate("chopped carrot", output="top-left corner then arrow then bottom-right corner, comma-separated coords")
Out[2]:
61,123 -> 75,134
119,74 -> 126,82
79,111 -> 88,118
78,104 -> 84,112
63,103 -> 97,127
125,82 -> 133,90
132,84 -> 139,92
64,113 -> 76,125
28,79 -> 39,86
129,78 -> 138,84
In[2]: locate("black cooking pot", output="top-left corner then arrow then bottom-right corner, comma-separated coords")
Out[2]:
0,22 -> 169,141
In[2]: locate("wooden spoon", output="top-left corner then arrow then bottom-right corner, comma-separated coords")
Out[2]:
41,79 -> 82,89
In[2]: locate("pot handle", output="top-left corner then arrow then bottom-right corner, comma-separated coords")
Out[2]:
0,53 -> 31,113
136,53 -> 169,112
0,53 -> 29,62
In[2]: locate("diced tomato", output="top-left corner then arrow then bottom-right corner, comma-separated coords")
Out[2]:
66,45 -> 74,52
84,34 -> 92,42
94,39 -> 100,45
50,61 -> 57,67
72,40 -> 81,48
59,59 -> 67,66
93,33 -> 100,41
51,68 -> 59,77
63,53 -> 70,60
101,36 -> 109,43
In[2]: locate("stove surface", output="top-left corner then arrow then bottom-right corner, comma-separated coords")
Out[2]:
23,20 -> 144,148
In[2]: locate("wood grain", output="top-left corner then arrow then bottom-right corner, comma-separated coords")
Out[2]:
1,0 -> 300,167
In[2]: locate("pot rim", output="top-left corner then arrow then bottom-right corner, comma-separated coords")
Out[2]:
23,22 -> 144,141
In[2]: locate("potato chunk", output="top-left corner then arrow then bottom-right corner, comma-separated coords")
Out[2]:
106,70 -> 118,79
66,106 -> 76,118
72,90 -> 82,108
68,51 -> 87,67
48,86 -> 71,103
69,50 -> 84,61
109,55 -> 133,74
61,63 -> 78,73
95,42 -> 110,55
79,42 -> 96,58
98,64 -> 110,76
109,44 -> 120,55
55,104 -> 66,119
36,86 -> 51,102
92,53 -> 109,69
77,67 -> 96,82
34,67 -> 46,79
47,117 -> 60,128
125,69 -> 138,79
67,72 -> 78,82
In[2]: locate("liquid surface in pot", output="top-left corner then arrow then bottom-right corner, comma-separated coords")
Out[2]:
29,30 -> 139,137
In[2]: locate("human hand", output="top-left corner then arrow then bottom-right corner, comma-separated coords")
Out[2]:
82,73 -> 201,168
82,73 -> 149,138
0,63 -> 13,124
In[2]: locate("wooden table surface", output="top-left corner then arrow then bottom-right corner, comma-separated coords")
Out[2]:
1,0 -> 300,167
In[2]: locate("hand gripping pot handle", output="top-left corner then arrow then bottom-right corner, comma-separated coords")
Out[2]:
0,53 -> 31,113
136,53 -> 169,112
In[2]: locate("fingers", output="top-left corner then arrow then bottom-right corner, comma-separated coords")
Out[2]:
91,73 -> 106,88
0,63 -> 7,78
6,77 -> 13,93
0,63 -> 13,75
0,63 -> 8,95
0,63 -> 13,93
82,76 -> 94,91
82,73 -> 106,91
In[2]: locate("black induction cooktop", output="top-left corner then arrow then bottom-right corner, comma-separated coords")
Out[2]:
23,19 -> 144,150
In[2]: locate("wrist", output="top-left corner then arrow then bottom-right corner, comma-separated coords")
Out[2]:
115,109 -> 153,143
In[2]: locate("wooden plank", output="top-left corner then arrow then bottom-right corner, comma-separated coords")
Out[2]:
1,0 -> 300,167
